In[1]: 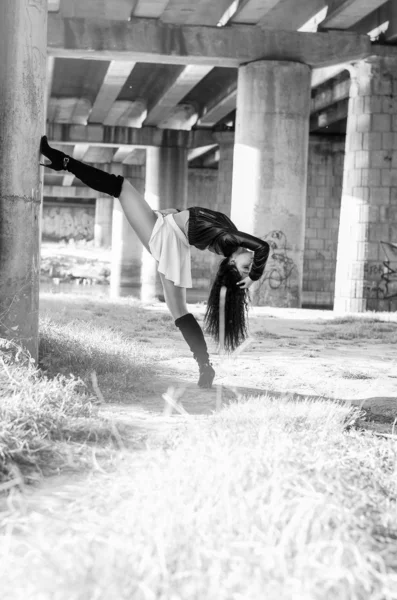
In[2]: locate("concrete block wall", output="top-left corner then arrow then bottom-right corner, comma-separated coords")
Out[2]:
334,54 -> 397,313
42,201 -> 95,241
302,136 -> 345,308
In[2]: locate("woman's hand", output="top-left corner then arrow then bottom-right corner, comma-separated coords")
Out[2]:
237,276 -> 254,290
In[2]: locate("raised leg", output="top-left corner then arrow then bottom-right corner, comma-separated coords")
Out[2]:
118,180 -> 158,252
40,136 -> 158,250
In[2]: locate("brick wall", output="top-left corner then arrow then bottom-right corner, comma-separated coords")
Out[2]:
303,136 -> 345,308
334,53 -> 397,313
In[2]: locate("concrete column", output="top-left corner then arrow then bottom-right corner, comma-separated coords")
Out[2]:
141,145 -> 188,301
110,166 -> 145,298
0,0 -> 47,361
214,131 -> 235,217
145,146 -> 188,211
334,50 -> 397,313
94,196 -> 113,247
201,131 -> 235,280
231,60 -> 311,307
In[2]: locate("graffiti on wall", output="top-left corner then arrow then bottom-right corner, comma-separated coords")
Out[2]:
379,241 -> 397,299
361,241 -> 397,300
257,230 -> 298,291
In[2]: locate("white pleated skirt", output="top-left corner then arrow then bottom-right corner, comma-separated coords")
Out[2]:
149,212 -> 192,288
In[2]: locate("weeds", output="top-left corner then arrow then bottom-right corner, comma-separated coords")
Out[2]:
0,343 -> 118,487
315,318 -> 397,342
39,315 -> 156,398
1,398 -> 397,599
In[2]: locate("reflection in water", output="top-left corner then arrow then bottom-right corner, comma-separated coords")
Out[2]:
39,282 -> 208,304
40,282 -> 138,298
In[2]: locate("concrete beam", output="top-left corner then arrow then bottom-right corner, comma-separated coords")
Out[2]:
133,0 -> 168,19
199,81 -> 237,127
386,0 -> 397,41
156,103 -> 198,130
103,100 -> 147,127
321,0 -> 388,29
232,0 -> 280,24
311,64 -> 348,87
187,144 -> 218,162
145,65 -> 212,126
43,185 -> 97,198
73,143 -> 90,160
112,146 -> 146,165
311,73 -> 350,112
310,98 -> 348,131
48,0 -> 61,10
88,61 -> 136,124
349,1 -> 390,35
83,147 -> 116,163
112,145 -> 135,163
46,123 -> 216,149
62,174 -> 75,186
201,149 -> 220,168
121,148 -> 146,165
199,62 -> 349,127
257,0 -> 327,30
352,1 -> 396,43
47,97 -> 91,125
47,15 -> 371,68
59,0 -> 134,21
161,0 -> 235,24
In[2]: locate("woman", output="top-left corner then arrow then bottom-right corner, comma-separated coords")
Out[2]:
40,136 -> 270,389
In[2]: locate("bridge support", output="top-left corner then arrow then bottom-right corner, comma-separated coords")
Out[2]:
0,0 -> 47,361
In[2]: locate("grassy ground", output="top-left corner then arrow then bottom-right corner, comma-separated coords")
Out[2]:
1,290 -> 397,599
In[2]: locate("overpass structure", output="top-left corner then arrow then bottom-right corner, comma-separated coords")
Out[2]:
0,0 -> 396,358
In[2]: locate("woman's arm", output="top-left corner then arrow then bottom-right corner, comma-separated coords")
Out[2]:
232,231 -> 270,281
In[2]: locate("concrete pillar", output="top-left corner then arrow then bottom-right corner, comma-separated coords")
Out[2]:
200,131 -> 235,280
0,0 -> 47,361
141,145 -> 188,301
94,196 -> 113,247
231,60 -> 311,307
145,146 -> 188,211
334,50 -> 397,313
214,131 -> 234,217
110,166 -> 145,298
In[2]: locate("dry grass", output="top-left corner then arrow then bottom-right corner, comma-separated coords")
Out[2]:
1,293 -> 397,599
1,398 -> 397,600
315,317 -> 397,342
0,296 -> 171,488
39,315 -> 154,395
38,294 -> 179,401
0,340 -> 141,489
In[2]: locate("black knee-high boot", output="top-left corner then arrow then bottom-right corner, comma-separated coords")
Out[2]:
175,313 -> 215,389
40,136 -> 124,198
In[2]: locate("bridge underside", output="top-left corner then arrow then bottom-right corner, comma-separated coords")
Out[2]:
1,0 -> 397,358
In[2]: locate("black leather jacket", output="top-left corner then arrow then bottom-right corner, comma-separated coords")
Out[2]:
187,207 -> 269,281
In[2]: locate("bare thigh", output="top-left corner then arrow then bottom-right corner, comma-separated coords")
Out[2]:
118,179 -> 157,251
159,274 -> 189,321
118,180 -> 189,320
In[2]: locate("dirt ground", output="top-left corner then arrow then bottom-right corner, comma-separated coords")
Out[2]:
94,302 -> 397,437
38,242 -> 397,437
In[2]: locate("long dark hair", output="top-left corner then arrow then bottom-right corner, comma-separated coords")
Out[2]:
204,258 -> 249,353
